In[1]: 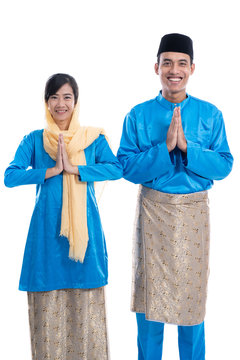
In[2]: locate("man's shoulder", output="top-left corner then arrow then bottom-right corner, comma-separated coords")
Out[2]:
189,95 -> 221,113
129,96 -> 158,115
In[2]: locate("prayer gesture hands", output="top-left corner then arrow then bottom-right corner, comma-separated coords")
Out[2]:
55,134 -> 64,174
56,134 -> 79,175
166,107 -> 187,153
45,134 -> 79,179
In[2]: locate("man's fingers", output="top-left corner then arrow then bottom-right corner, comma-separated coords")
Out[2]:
175,107 -> 184,131
170,107 -> 179,130
174,106 -> 181,120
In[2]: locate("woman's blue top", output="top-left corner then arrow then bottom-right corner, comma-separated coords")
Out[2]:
4,130 -> 122,292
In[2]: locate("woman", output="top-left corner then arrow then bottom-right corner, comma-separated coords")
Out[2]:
4,73 -> 122,359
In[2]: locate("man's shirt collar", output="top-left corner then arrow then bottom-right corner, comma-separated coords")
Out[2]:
156,91 -> 190,110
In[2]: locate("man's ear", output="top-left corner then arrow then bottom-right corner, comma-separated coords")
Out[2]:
190,63 -> 195,75
154,63 -> 159,75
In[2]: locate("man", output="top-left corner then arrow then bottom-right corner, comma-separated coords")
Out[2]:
117,33 -> 233,359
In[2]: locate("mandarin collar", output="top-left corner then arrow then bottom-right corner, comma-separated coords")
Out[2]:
156,91 -> 190,110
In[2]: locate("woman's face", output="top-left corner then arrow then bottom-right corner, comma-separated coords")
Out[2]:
47,83 -> 75,129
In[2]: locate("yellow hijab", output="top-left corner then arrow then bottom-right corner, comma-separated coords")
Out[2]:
43,103 -> 106,262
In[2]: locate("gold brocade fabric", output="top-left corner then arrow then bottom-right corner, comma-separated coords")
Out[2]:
28,288 -> 109,360
131,186 -> 210,326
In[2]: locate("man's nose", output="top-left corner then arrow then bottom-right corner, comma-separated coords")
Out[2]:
170,63 -> 179,73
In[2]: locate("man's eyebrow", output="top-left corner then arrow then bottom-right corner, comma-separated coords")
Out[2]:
162,58 -> 188,63
178,59 -> 188,63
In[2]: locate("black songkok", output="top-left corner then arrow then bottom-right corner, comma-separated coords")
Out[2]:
157,33 -> 194,60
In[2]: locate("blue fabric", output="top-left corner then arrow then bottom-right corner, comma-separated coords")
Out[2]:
136,313 -> 205,360
137,313 -> 164,360
117,92 -> 233,193
4,130 -> 122,292
178,321 -> 205,360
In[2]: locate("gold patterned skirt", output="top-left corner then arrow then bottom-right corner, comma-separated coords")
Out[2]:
131,186 -> 210,326
28,287 -> 109,360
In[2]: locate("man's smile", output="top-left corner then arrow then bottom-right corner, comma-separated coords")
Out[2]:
167,76 -> 183,83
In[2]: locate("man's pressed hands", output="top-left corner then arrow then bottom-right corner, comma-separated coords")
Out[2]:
166,107 -> 187,153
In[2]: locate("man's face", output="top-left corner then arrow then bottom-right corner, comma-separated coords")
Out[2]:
155,52 -> 195,102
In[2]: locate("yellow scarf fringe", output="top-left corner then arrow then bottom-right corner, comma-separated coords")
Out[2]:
43,103 -> 106,262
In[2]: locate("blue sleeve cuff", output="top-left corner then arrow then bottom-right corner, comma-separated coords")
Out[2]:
4,168 -> 48,188
183,140 -> 201,168
160,142 -> 174,166
78,166 -> 87,182
39,168 -> 48,183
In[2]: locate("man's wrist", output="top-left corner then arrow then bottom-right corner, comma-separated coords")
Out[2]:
181,145 -> 187,153
179,140 -> 187,153
166,141 -> 175,153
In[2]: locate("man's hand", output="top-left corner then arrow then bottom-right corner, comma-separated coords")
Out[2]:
176,108 -> 187,153
166,107 -> 187,153
166,107 -> 178,152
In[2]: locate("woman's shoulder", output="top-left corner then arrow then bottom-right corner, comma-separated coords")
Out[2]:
23,129 -> 44,139
16,129 -> 43,149
80,126 -> 107,145
19,129 -> 44,147
81,126 -> 105,134
29,129 -> 44,137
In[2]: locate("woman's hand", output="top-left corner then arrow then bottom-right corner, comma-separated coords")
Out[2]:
55,135 -> 64,173
45,134 -> 79,179
45,135 -> 64,179
60,134 -> 79,175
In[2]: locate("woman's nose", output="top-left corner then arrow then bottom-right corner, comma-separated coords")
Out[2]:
57,97 -> 65,106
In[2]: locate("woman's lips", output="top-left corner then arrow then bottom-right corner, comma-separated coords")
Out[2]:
56,109 -> 67,113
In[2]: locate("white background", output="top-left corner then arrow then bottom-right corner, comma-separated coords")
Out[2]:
0,1 -> 239,359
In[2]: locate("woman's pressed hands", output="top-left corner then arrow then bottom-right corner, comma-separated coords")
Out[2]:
59,134 -> 79,175
55,134 -> 64,174
45,134 -> 79,179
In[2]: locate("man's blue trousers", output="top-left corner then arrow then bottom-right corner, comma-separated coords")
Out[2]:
136,313 -> 205,359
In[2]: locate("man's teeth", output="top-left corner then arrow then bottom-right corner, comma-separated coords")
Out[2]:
168,78 -> 181,82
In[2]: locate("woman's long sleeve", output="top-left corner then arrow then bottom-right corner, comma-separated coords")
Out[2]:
4,133 -> 47,188
117,111 -> 173,184
184,111 -> 233,180
78,135 -> 122,182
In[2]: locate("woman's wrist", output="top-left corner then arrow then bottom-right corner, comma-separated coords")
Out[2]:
67,165 -> 79,175
45,166 -> 62,179
45,165 -> 79,179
